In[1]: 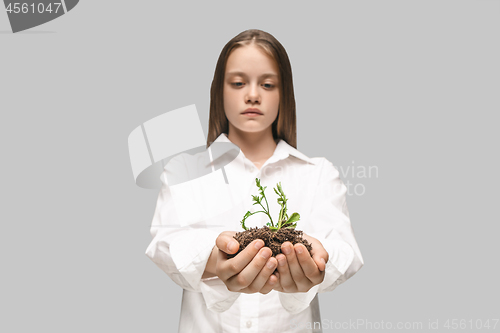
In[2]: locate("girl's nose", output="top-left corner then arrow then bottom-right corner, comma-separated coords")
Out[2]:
245,84 -> 260,103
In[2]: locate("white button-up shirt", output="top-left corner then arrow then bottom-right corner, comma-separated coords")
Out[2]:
145,133 -> 364,333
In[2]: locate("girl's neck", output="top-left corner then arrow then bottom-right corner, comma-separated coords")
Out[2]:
226,128 -> 278,170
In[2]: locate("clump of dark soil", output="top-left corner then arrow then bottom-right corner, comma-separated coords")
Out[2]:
226,226 -> 312,263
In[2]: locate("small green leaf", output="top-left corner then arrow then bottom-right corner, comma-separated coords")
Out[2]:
286,212 -> 300,224
281,212 -> 300,228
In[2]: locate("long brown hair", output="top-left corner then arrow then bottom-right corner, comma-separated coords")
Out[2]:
206,29 -> 297,149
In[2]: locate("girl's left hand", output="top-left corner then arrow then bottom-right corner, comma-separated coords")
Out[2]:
270,233 -> 329,293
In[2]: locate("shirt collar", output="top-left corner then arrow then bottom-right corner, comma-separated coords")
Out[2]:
211,133 -> 316,165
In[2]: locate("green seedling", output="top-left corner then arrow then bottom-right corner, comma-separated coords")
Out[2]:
240,178 -> 300,232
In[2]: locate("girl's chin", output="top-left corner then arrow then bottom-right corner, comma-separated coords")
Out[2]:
230,122 -> 273,133
240,124 -> 269,130
234,126 -> 270,134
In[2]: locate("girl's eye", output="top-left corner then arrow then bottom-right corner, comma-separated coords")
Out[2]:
230,82 -> 275,89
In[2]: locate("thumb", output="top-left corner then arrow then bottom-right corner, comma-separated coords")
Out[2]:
216,233 -> 239,254
313,254 -> 327,272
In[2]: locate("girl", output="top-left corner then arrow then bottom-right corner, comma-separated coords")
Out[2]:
146,29 -> 364,333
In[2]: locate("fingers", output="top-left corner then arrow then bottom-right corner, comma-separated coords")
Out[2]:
313,254 -> 327,272
281,241 -> 312,290
249,258 -> 278,295
215,231 -> 239,255
279,241 -> 321,292
294,244 -> 318,276
217,239 -> 264,281
275,253 -> 296,292
226,246 -> 274,292
303,233 -> 329,272
271,272 -> 284,292
215,232 -> 327,294
294,243 -> 325,286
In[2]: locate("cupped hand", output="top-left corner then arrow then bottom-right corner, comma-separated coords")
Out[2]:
215,231 -> 280,294
272,233 -> 329,293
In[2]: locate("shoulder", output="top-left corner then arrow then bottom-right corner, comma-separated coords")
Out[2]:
308,157 -> 342,183
163,151 -> 205,186
287,143 -> 339,175
309,157 -> 339,172
284,144 -> 341,180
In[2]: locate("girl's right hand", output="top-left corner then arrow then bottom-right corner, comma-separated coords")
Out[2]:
215,231 -> 279,294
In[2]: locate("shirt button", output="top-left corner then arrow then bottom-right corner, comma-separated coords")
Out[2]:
246,320 -> 252,328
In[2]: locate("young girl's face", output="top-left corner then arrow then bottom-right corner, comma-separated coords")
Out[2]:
223,44 -> 280,136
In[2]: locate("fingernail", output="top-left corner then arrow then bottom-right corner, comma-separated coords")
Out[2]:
278,257 -> 286,266
254,240 -> 264,250
266,259 -> 276,269
260,248 -> 271,259
321,258 -> 326,267
296,245 -> 303,254
282,245 -> 291,255
227,241 -> 237,252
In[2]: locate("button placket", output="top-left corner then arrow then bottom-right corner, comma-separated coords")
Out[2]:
239,294 -> 259,332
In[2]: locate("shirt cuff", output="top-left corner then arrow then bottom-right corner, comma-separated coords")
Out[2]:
169,228 -> 219,291
278,285 -> 320,314
316,237 -> 354,293
170,227 -> 240,313
199,277 -> 241,313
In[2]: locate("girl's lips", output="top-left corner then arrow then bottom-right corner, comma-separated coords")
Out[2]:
242,112 -> 262,117
242,108 -> 263,115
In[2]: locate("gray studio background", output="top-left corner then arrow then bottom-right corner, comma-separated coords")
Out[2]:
1,1 -> 499,332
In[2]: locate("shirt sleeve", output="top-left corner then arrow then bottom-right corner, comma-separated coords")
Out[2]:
279,158 -> 364,314
145,161 -> 241,313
